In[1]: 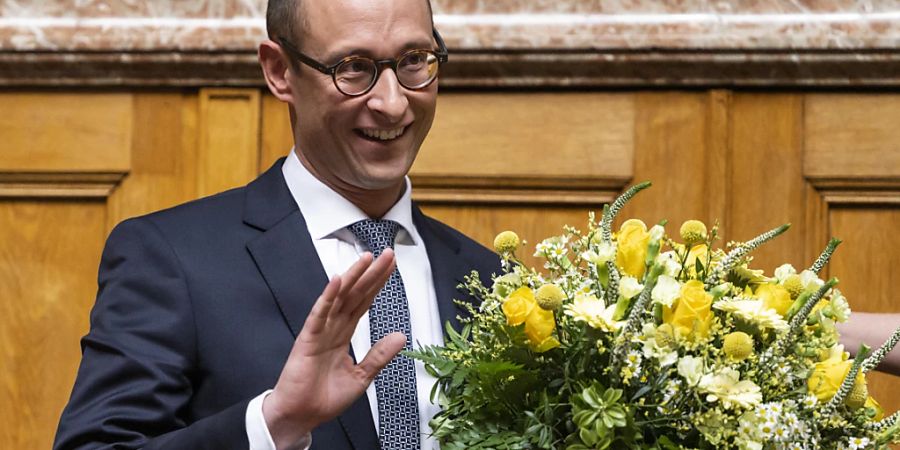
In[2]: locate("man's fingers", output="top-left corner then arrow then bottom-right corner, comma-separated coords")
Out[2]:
300,276 -> 341,337
357,332 -> 407,380
348,249 -> 396,320
331,252 -> 373,315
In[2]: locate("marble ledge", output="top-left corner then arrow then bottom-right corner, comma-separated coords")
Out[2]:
0,15 -> 898,51
3,0 -> 899,19
1,2 -> 898,88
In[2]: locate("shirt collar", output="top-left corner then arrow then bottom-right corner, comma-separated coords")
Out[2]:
281,149 -> 420,245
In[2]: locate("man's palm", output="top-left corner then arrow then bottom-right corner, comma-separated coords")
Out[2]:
263,250 -> 406,447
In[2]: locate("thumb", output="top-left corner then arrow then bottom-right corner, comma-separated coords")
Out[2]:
357,332 -> 407,380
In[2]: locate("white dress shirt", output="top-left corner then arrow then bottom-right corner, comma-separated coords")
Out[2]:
246,150 -> 444,449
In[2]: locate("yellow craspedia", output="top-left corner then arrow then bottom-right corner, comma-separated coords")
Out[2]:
722,331 -> 754,361
783,274 -> 804,299
845,378 -> 868,409
680,220 -> 708,246
493,231 -> 520,254
535,283 -> 565,311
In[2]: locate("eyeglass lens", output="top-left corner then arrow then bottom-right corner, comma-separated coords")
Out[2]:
334,50 -> 439,95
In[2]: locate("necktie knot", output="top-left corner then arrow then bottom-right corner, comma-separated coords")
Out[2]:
347,219 -> 400,257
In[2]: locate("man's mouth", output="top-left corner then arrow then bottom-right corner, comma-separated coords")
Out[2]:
357,126 -> 407,141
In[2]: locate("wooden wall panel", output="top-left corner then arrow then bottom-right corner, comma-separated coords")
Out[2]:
417,93 -> 633,180
421,204 -> 595,270
805,94 -> 900,183
197,88 -> 261,197
107,93 -> 199,230
827,206 -> 899,313
730,94 -> 809,273
0,93 -> 132,172
0,200 -> 106,449
260,94 -> 293,171
623,92 -> 710,230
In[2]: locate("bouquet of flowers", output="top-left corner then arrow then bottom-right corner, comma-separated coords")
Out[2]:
410,182 -> 900,450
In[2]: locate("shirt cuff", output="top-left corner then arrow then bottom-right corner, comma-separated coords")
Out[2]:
246,390 -> 312,450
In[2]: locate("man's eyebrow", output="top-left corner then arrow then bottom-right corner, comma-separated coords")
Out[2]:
324,40 -> 435,62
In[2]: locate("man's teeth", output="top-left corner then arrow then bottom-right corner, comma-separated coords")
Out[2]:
360,127 -> 405,141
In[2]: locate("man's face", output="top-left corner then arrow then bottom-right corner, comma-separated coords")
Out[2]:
289,0 -> 437,197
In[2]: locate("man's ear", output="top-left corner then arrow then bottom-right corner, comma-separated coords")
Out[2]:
259,40 -> 295,103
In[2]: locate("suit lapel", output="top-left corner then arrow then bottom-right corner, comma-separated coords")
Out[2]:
243,159 -> 377,449
246,209 -> 327,337
412,205 -> 471,333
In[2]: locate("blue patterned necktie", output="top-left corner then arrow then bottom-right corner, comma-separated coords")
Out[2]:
347,219 -> 420,450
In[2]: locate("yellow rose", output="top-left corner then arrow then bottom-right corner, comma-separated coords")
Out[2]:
807,355 -> 865,402
525,307 -> 559,352
663,280 -> 713,338
502,287 -> 536,326
502,287 -> 559,352
756,283 -> 792,316
616,219 -> 650,278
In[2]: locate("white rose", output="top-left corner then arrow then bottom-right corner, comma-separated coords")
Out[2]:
619,276 -> 644,299
656,251 -> 682,278
678,355 -> 705,386
651,275 -> 681,307
799,270 -> 825,291
595,242 -> 616,263
774,264 -> 797,282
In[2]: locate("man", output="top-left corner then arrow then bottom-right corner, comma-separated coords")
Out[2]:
53,0 -> 498,448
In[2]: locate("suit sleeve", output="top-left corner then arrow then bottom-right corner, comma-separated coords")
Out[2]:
53,217 -> 251,449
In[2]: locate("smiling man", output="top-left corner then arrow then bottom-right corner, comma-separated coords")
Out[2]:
53,0 -> 498,449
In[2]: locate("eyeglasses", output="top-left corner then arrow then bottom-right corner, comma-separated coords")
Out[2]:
277,29 -> 449,97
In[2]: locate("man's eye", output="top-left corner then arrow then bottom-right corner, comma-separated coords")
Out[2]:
347,60 -> 369,72
342,60 -> 370,74
400,53 -> 426,68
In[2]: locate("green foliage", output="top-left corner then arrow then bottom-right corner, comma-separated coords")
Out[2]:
567,383 -> 638,450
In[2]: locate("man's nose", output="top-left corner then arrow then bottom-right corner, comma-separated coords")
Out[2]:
366,69 -> 409,123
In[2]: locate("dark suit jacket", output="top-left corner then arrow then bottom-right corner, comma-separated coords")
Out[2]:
54,159 -> 499,450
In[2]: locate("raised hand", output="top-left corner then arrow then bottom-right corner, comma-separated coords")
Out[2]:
262,249 -> 407,448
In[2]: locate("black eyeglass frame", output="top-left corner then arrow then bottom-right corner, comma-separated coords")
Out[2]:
277,29 -> 449,97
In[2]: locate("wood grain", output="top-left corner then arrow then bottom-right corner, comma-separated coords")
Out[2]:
415,93 -> 633,180
805,94 -> 900,182
197,88 -> 261,197
729,94 -> 808,274
0,200 -> 105,449
260,94 -> 294,172
107,93 -> 200,230
420,204 -> 595,271
623,92 -> 709,231
0,93 -> 132,172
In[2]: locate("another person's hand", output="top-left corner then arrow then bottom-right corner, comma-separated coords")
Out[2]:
837,312 -> 900,376
262,250 -> 406,448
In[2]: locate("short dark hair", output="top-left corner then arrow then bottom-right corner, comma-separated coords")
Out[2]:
266,0 -> 434,43
266,0 -> 300,41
